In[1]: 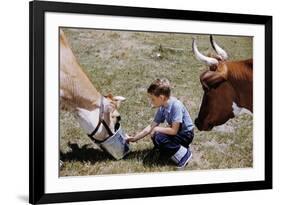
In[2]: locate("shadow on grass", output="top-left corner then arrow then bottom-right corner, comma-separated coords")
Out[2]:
60,142 -> 113,164
125,147 -> 174,167
61,143 -> 173,167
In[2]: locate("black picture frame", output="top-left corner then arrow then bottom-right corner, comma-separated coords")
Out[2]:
29,0 -> 272,204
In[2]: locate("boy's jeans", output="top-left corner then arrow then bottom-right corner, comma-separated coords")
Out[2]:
152,130 -> 194,159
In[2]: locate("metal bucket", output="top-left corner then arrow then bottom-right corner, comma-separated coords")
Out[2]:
100,123 -> 130,160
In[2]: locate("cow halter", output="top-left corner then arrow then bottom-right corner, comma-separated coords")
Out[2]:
87,97 -> 114,143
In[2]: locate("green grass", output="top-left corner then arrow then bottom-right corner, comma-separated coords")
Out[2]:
60,28 -> 253,176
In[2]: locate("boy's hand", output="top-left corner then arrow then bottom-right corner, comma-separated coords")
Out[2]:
126,135 -> 138,143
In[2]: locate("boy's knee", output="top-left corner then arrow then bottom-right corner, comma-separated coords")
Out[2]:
153,132 -> 169,145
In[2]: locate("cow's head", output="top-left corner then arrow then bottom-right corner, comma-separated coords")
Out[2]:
75,94 -> 126,141
193,36 -> 235,131
193,36 -> 253,131
194,71 -> 236,131
104,94 -> 126,131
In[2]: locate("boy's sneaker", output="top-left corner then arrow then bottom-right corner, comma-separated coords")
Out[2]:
176,148 -> 192,169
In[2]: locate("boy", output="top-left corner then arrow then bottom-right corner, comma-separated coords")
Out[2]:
127,79 -> 194,168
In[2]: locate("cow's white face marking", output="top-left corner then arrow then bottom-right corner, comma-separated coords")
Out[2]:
75,104 -> 120,141
232,102 -> 252,117
103,98 -> 114,113
75,108 -> 100,135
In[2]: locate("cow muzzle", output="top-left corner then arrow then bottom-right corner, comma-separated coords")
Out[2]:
99,122 -> 130,160
194,118 -> 202,131
195,117 -> 213,131
87,97 -> 130,159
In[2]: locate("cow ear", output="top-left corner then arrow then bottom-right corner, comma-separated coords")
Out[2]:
105,93 -> 113,99
200,71 -> 210,90
113,96 -> 126,101
201,70 -> 226,88
113,96 -> 126,108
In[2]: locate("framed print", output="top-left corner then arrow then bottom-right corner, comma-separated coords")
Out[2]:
29,0 -> 272,204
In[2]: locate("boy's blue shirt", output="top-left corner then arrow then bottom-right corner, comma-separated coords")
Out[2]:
154,97 -> 194,135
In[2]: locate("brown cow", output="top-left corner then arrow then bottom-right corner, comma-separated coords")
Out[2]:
60,29 -> 126,141
192,35 -> 252,131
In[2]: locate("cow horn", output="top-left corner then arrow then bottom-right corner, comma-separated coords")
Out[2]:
192,38 -> 219,66
210,35 -> 228,60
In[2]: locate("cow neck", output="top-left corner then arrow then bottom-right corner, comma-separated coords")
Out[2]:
226,63 -> 253,111
227,76 -> 253,112
87,96 -> 114,143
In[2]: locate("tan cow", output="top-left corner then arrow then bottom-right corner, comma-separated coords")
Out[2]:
60,29 -> 126,142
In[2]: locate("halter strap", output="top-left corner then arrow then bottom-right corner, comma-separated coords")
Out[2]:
87,97 -> 114,143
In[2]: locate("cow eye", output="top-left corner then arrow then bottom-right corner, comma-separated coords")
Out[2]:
210,65 -> 217,71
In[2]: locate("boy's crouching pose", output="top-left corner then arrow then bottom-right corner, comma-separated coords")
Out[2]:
127,79 -> 194,168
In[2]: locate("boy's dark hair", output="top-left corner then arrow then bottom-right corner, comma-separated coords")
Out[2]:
147,78 -> 171,97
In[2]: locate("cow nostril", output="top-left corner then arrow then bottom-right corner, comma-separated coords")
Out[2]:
117,116 -> 121,122
207,123 -> 214,130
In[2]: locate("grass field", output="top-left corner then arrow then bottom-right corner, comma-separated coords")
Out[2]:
59,28 -> 253,176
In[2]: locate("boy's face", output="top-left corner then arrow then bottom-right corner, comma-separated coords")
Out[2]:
148,93 -> 167,108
